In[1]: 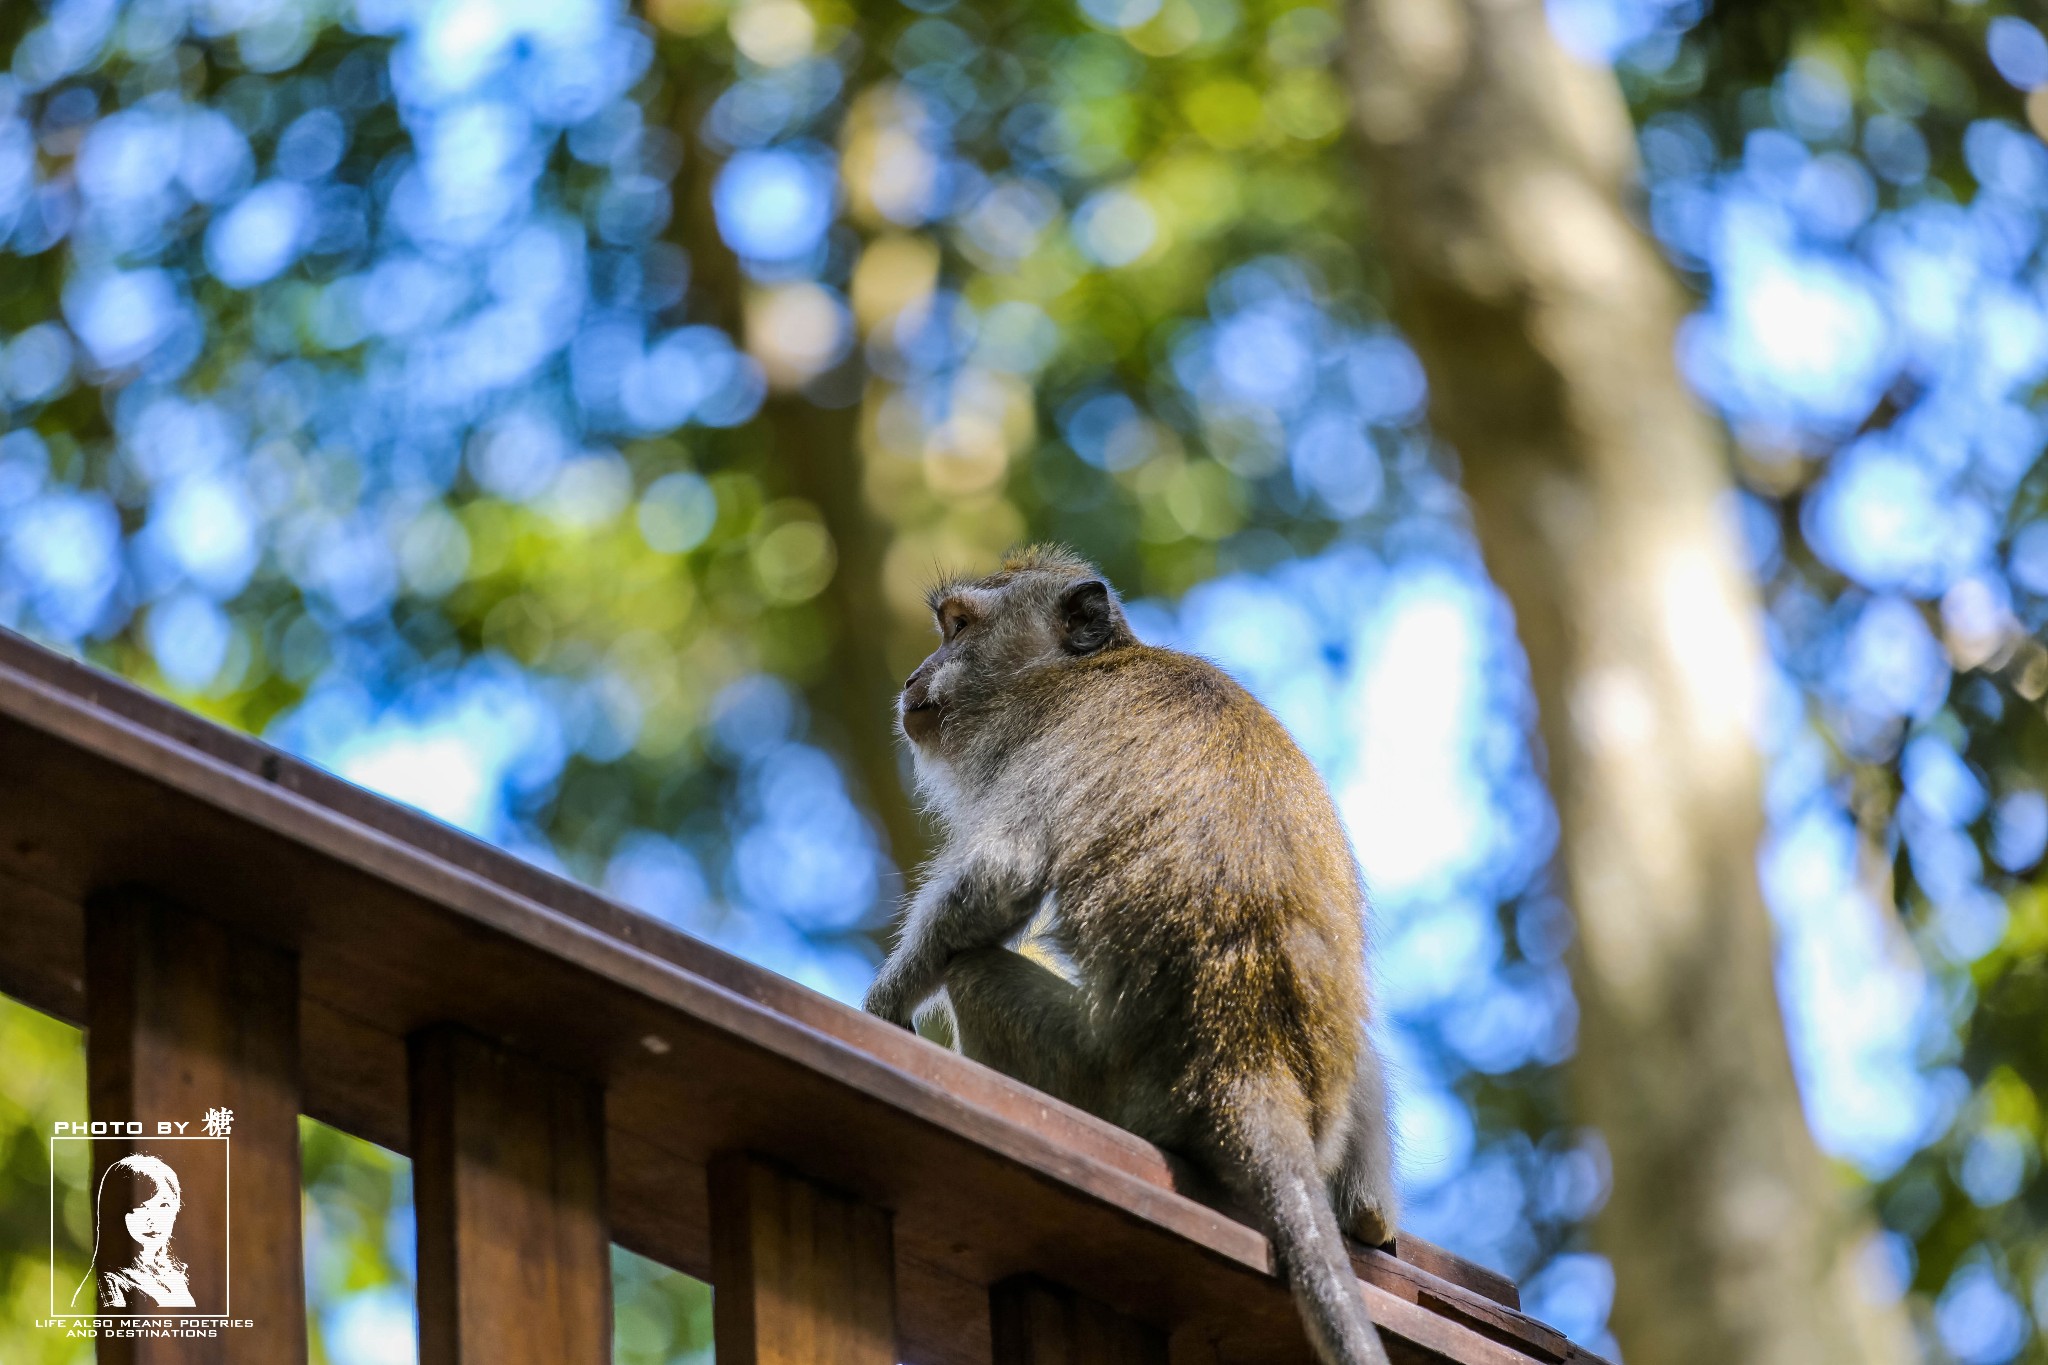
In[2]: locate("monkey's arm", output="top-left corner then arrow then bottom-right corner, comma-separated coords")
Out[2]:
863,841 -> 1045,1029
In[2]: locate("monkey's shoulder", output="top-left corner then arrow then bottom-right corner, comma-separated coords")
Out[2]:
1008,645 -> 1322,797
1041,643 -> 1259,719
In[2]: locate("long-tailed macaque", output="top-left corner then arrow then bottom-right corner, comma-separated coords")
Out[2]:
864,546 -> 1397,1365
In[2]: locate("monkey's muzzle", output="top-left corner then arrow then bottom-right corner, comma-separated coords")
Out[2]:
900,697 -> 942,744
900,667 -> 943,745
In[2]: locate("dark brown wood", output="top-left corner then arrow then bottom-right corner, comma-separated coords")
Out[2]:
1391,1237 -> 1517,1310
0,627 -> 1595,1365
0,869 -> 83,1023
1414,1291 -> 1565,1364
410,1026 -> 611,1365
83,892 -> 305,1363
993,1277 -> 1167,1365
710,1154 -> 896,1365
1346,1246 -> 1566,1362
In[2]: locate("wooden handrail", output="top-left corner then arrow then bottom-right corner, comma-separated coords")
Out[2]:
0,626 -> 1602,1365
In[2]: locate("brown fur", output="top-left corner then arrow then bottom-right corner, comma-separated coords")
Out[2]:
866,547 -> 1396,1365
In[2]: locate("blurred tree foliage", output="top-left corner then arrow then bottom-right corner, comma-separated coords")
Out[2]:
0,0 -> 2044,1359
1348,0 -> 1914,1359
0,995 -> 89,1365
1609,2 -> 2048,1360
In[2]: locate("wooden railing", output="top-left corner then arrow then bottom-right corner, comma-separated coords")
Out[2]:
0,626 -> 1599,1365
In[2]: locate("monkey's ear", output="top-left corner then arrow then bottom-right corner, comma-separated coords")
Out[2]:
1059,579 -> 1119,654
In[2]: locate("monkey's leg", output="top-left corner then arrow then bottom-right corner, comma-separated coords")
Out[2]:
1328,1037 -> 1399,1248
944,946 -> 1109,1116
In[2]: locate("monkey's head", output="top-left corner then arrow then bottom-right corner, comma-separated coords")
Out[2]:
899,545 -> 1135,755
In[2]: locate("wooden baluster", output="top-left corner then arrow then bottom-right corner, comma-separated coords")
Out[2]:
992,1277 -> 1167,1365
83,892 -> 306,1364
409,1026 -> 611,1365
709,1154 -> 897,1365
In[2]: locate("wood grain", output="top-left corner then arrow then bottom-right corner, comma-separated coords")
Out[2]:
83,892 -> 306,1364
993,1277 -> 1167,1365
710,1154 -> 896,1365
410,1026 -> 611,1365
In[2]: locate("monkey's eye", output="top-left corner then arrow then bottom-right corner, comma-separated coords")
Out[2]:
942,611 -> 968,641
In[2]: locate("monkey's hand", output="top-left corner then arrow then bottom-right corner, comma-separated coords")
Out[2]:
862,970 -> 922,1031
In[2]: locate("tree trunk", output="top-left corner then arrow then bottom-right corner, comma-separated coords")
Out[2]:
763,392 -> 930,886
1342,5 -> 1909,1364
669,83 -> 930,886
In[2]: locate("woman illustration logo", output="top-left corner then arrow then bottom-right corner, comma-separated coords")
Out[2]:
71,1154 -> 196,1310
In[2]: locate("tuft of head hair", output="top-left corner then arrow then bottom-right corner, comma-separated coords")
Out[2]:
998,543 -> 1096,577
926,544 -> 1102,612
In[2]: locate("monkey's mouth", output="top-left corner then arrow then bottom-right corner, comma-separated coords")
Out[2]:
900,699 -> 943,744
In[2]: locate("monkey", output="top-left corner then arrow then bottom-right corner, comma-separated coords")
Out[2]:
863,545 -> 1398,1365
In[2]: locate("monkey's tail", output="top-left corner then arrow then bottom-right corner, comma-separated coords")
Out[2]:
1214,1078 -> 1392,1365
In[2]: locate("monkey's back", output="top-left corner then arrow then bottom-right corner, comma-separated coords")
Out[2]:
1000,645 -> 1367,1134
